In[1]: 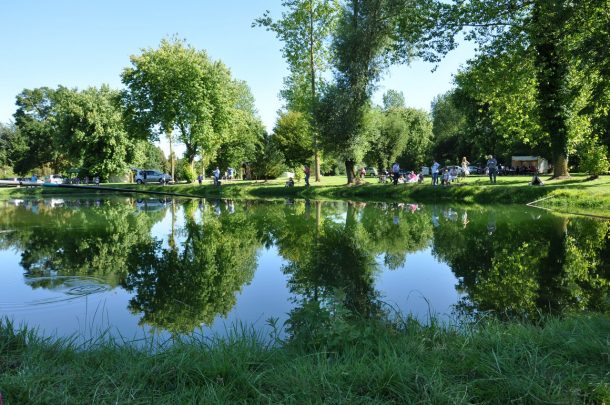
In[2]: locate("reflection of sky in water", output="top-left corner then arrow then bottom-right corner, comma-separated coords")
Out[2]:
3,196 -> 604,343
0,198 -> 456,342
375,248 -> 462,322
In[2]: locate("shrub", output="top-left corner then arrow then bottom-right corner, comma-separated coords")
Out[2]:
181,162 -> 197,183
579,142 -> 609,178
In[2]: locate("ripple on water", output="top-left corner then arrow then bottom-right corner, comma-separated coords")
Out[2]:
1,276 -> 111,312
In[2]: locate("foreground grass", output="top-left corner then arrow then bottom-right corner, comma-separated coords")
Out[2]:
1,314 -> 609,404
2,174 -> 610,215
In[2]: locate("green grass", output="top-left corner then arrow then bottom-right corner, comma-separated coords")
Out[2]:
2,174 -> 610,216
1,314 -> 608,404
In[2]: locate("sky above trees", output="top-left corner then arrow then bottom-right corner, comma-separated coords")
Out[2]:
0,0 -> 474,138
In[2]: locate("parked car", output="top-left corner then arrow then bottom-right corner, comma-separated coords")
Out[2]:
45,174 -> 65,184
364,167 -> 378,176
467,165 -> 482,174
135,197 -> 171,211
421,166 -> 430,176
134,169 -> 173,184
442,165 -> 464,175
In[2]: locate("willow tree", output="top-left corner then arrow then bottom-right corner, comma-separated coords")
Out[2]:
315,0 -> 395,183
121,38 -> 235,177
255,0 -> 340,182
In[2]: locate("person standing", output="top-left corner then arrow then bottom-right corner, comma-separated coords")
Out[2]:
431,160 -> 440,186
197,174 -> 203,185
304,165 -> 311,187
461,156 -> 470,176
486,155 -> 498,184
391,162 -> 400,185
213,167 -> 221,186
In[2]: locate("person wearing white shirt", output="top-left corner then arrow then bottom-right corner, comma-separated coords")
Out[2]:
391,162 -> 400,185
431,161 -> 440,186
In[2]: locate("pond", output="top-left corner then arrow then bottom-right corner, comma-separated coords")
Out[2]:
0,196 -> 608,342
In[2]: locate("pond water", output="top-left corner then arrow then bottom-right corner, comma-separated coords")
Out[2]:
0,196 -> 608,342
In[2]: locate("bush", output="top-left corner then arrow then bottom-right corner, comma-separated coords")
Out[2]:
181,162 -> 197,183
293,167 -> 303,183
579,142 -> 609,177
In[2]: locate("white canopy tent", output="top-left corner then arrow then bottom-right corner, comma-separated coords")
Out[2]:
511,156 -> 549,173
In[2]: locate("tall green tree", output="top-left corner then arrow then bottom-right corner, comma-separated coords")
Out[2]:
570,1 -> 610,149
0,122 -> 26,176
54,85 -> 137,180
211,81 -> 265,175
13,87 -> 66,173
252,132 -> 286,180
255,0 -> 340,182
121,38 -> 235,177
316,0 -> 396,183
373,90 -> 433,169
444,0 -> 603,177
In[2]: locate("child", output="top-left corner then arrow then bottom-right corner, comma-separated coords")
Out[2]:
442,169 -> 449,186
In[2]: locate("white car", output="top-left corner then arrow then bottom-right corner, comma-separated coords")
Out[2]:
364,167 -> 378,176
135,169 -> 173,184
45,174 -> 65,184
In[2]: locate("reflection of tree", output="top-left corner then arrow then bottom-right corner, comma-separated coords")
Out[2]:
359,203 -> 432,269
0,199 -> 161,287
123,202 -> 260,333
285,221 -> 379,313
246,200 -> 436,342
432,208 -> 610,318
282,219 -> 381,344
555,220 -> 610,313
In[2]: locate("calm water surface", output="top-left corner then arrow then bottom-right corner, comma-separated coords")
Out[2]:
0,196 -> 608,342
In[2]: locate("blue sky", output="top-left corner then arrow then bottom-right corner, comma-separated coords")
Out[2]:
0,0 -> 475,136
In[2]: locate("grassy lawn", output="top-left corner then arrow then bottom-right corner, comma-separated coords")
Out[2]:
2,173 -> 610,216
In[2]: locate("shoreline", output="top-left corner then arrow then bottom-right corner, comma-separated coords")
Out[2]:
1,174 -> 609,217
1,313 -> 608,403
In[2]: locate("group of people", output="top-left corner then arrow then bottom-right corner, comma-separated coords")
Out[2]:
387,163 -> 425,185
382,154 -> 545,188
196,167 -> 237,186
430,160 -> 461,186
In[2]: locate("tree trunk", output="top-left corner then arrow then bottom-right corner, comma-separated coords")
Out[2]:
185,145 -> 197,169
314,148 -> 321,182
533,2 -> 570,178
167,130 -> 175,181
345,159 -> 356,184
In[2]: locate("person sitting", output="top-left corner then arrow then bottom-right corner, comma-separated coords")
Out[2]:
285,177 -> 294,187
449,167 -> 459,182
442,169 -> 450,186
530,173 -> 544,186
407,171 -> 418,183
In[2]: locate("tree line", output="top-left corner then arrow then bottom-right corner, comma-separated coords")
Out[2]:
1,1 -> 609,182
259,0 -> 609,182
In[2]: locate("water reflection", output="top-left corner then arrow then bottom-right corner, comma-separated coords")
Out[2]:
123,200 -> 259,333
0,197 -> 608,339
431,207 -> 610,319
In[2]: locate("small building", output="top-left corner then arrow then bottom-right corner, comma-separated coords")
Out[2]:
511,156 -> 549,173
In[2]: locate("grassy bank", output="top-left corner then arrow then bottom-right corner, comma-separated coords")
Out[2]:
2,174 -> 610,215
1,314 -> 608,404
